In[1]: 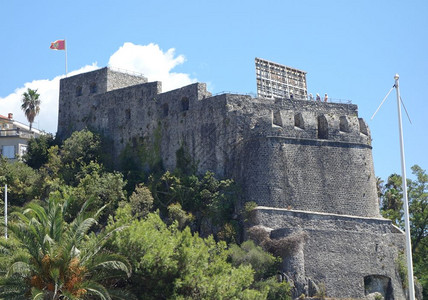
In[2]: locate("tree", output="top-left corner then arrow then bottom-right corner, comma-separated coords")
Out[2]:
379,165 -> 428,299
59,129 -> 102,186
0,197 -> 132,299
128,184 -> 154,219
109,207 -> 267,300
228,240 -> 291,300
0,157 -> 41,207
150,170 -> 238,239
23,134 -> 56,169
21,88 -> 41,131
407,165 -> 428,298
380,173 -> 404,227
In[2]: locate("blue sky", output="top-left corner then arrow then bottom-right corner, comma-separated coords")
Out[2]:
1,0 -> 427,181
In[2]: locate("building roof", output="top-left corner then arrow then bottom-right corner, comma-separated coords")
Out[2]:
0,113 -> 43,134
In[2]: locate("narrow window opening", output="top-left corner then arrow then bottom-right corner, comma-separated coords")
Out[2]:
294,113 -> 304,129
125,109 -> 131,120
318,115 -> 328,139
339,116 -> 350,132
76,86 -> 82,97
273,111 -> 282,127
162,103 -> 169,117
90,83 -> 97,94
181,97 -> 189,111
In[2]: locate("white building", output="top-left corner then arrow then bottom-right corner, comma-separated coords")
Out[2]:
0,113 -> 43,160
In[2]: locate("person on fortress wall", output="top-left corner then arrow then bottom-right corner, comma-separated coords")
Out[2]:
309,93 -> 314,101
324,93 -> 328,102
316,93 -> 321,101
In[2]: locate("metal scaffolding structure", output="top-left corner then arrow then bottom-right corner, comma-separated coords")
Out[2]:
255,57 -> 308,100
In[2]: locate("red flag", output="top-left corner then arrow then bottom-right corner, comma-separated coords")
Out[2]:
50,40 -> 65,50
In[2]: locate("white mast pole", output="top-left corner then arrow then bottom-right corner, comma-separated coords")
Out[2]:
4,184 -> 7,239
395,74 -> 415,299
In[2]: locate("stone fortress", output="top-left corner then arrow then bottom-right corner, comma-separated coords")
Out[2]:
57,64 -> 407,299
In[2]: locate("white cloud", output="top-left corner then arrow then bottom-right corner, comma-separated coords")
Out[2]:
0,43 -> 196,135
0,64 -> 99,135
108,42 -> 196,92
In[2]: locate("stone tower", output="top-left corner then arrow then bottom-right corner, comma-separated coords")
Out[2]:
57,67 -> 406,299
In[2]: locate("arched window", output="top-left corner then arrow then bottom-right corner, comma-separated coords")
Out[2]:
364,275 -> 393,299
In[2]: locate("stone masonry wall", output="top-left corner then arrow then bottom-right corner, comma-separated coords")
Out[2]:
252,207 -> 406,299
57,68 -> 379,217
242,137 -> 379,217
57,67 -> 148,140
56,68 -> 406,299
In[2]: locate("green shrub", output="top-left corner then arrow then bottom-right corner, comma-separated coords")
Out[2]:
396,251 -> 408,288
129,183 -> 154,218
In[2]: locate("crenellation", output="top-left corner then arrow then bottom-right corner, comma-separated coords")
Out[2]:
56,67 -> 406,300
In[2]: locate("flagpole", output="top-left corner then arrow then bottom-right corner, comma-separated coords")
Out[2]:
4,184 -> 7,239
395,74 -> 415,300
65,39 -> 68,77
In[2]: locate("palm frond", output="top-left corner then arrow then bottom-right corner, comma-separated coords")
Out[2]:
78,198 -> 95,217
0,273 -> 29,299
7,261 -> 31,277
90,259 -> 131,278
42,233 -> 55,247
63,217 -> 97,258
83,281 -> 112,300
9,211 -> 31,224
80,226 -> 127,262
106,288 -> 138,300
30,288 -> 44,300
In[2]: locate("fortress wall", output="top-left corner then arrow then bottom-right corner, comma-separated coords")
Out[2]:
88,82 -> 161,158
304,229 -> 404,299
157,92 -> 250,178
57,68 -> 148,140
252,208 -> 406,299
56,68 -> 407,299
58,68 -> 107,139
58,68 -> 233,172
106,68 -> 148,91
58,73 -> 379,218
58,80 -> 161,155
153,83 -> 227,174
87,82 -> 213,161
243,136 -> 379,217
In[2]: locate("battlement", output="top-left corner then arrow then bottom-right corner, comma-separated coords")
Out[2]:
57,68 -> 379,218
55,66 -> 405,299
221,95 -> 371,147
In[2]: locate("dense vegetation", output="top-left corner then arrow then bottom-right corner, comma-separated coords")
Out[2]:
0,130 -> 290,300
378,165 -> 428,299
1,128 -> 426,299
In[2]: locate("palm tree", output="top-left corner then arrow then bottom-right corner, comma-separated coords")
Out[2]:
21,88 -> 41,131
0,197 -> 133,299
